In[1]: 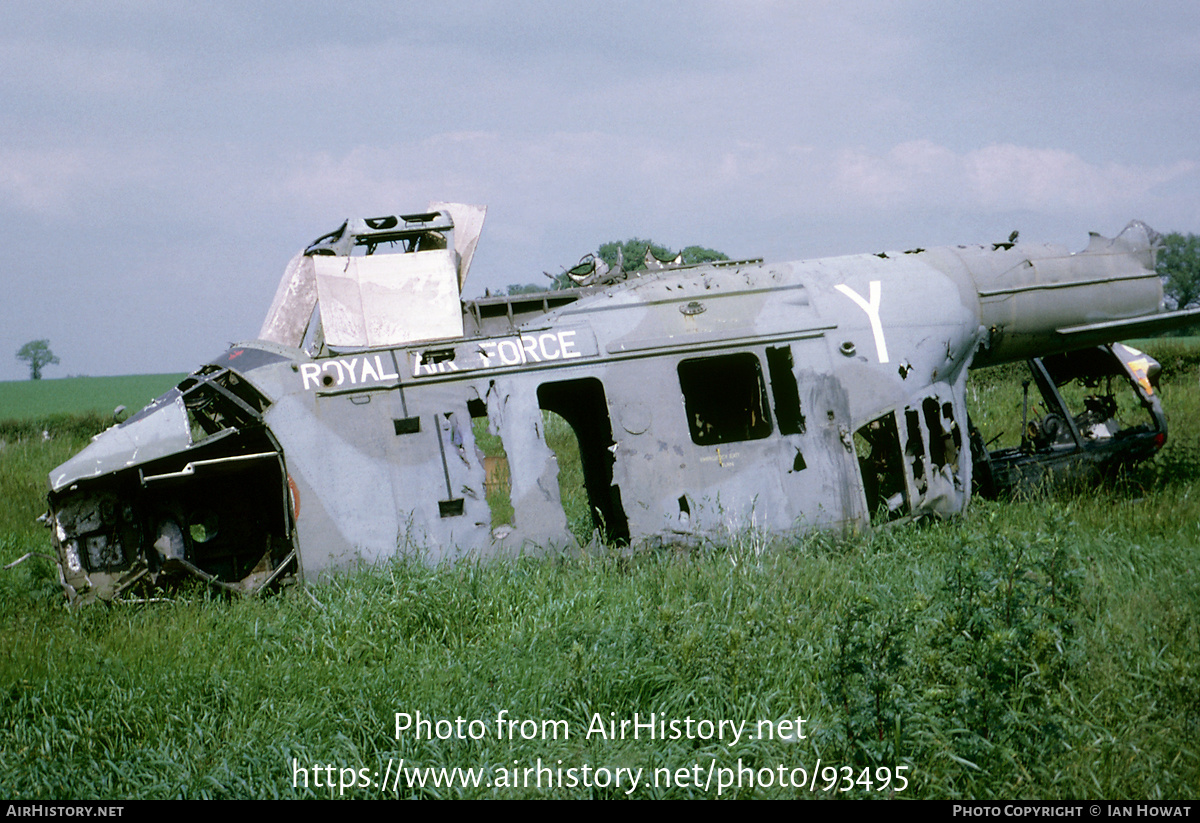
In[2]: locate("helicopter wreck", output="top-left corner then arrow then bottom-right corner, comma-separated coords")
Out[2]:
44,205 -> 1194,603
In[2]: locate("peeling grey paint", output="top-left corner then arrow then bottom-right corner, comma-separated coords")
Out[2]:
42,208 -> 1196,603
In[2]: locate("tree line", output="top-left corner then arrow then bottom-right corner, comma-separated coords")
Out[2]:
506,237 -> 728,294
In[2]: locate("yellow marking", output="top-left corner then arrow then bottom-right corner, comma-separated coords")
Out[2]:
1127,357 -> 1154,394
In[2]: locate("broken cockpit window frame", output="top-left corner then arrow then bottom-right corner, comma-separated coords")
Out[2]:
177,366 -> 272,443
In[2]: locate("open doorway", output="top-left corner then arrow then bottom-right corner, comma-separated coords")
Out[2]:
537,377 -> 630,544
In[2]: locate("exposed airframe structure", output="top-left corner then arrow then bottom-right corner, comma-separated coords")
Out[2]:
44,206 -> 1198,603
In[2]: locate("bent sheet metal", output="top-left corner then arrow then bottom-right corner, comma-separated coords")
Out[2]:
45,207 -> 1198,602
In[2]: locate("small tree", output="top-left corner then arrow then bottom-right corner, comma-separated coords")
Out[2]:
16,339 -> 60,380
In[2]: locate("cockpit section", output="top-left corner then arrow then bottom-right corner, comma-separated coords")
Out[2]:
47,363 -> 294,604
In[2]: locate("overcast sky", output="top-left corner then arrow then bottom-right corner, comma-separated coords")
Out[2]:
2,1 -> 1198,381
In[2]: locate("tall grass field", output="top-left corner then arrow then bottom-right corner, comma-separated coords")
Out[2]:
1,349 -> 1198,799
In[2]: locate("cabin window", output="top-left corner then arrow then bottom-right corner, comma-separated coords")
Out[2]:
678,353 -> 773,445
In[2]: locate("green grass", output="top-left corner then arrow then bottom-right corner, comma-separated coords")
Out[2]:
473,412 -> 591,540
1,347 -> 1198,798
0,374 -> 185,421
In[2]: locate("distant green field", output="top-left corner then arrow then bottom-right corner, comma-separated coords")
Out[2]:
0,374 -> 186,421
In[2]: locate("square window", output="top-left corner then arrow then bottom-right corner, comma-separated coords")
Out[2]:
678,353 -> 773,445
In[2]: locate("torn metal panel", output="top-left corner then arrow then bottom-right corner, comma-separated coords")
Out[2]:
43,210 -> 1196,604
49,389 -> 191,492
